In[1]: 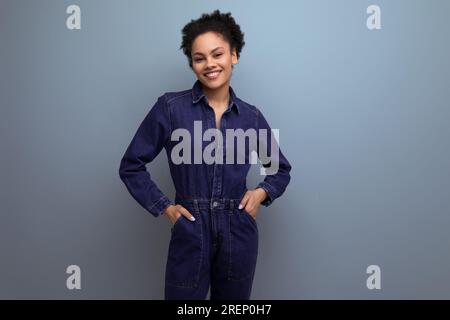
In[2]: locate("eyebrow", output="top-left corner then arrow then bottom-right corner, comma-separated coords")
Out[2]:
192,47 -> 224,56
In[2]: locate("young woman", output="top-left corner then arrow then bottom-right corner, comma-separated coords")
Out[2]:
119,10 -> 291,300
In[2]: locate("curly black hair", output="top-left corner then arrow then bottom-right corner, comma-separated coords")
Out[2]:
180,10 -> 245,69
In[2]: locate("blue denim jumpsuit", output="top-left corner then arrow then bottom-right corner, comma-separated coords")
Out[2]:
119,80 -> 291,299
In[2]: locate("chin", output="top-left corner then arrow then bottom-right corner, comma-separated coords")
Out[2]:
200,77 -> 229,90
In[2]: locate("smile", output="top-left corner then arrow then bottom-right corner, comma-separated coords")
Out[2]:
204,70 -> 221,80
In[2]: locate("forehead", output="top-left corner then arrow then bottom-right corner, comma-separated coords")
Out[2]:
191,31 -> 230,54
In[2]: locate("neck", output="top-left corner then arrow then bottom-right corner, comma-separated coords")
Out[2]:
202,81 -> 230,108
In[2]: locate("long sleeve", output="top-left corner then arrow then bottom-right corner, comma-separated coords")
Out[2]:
255,109 -> 292,206
118,94 -> 174,217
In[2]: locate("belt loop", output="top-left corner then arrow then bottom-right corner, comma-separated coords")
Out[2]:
230,199 -> 235,211
194,199 -> 199,214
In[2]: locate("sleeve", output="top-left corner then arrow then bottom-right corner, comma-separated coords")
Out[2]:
255,109 -> 292,206
118,94 -> 174,217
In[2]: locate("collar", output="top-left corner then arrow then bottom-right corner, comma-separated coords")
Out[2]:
191,79 -> 240,115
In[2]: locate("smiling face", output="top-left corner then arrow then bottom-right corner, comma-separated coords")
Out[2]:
191,31 -> 238,91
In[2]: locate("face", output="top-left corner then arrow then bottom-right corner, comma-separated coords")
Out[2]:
191,31 -> 238,91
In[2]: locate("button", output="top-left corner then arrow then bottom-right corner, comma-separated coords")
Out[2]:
212,201 -> 219,208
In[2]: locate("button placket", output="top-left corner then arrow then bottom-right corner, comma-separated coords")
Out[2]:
210,116 -> 225,202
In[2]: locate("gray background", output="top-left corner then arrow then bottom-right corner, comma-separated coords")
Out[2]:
1,0 -> 449,299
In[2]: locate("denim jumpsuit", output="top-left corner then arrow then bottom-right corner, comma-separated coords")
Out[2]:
119,80 -> 291,299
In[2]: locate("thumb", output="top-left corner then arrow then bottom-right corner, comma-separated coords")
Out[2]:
239,193 -> 249,210
179,206 -> 196,222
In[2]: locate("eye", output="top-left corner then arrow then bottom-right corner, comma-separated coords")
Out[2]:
194,58 -> 203,62
215,53 -> 223,57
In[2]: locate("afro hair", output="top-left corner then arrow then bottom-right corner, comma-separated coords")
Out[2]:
180,10 -> 245,69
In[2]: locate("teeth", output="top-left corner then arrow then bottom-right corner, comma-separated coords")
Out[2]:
205,71 -> 220,78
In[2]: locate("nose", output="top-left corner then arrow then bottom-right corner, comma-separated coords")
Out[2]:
205,56 -> 217,69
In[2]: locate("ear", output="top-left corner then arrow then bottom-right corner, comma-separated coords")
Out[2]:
231,48 -> 238,65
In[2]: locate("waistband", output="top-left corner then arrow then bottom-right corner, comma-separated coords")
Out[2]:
175,197 -> 243,210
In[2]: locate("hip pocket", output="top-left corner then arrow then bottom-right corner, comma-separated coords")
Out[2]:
228,208 -> 258,281
165,207 -> 203,288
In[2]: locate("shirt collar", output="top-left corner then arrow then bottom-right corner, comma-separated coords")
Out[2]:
191,79 -> 240,115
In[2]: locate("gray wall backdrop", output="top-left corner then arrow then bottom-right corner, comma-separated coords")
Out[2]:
1,0 -> 449,299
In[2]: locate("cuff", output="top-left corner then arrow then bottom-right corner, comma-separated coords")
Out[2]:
256,182 -> 277,207
149,196 -> 174,217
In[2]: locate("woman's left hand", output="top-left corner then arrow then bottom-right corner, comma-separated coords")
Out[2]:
239,188 -> 268,219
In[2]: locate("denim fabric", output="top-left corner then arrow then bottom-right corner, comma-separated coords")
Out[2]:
164,198 -> 258,300
118,80 -> 292,217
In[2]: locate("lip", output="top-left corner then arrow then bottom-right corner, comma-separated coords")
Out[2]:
203,70 -> 221,80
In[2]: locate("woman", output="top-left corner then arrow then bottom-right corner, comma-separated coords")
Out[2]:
119,10 -> 291,300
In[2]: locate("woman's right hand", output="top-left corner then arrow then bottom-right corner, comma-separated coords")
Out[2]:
163,204 -> 196,225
